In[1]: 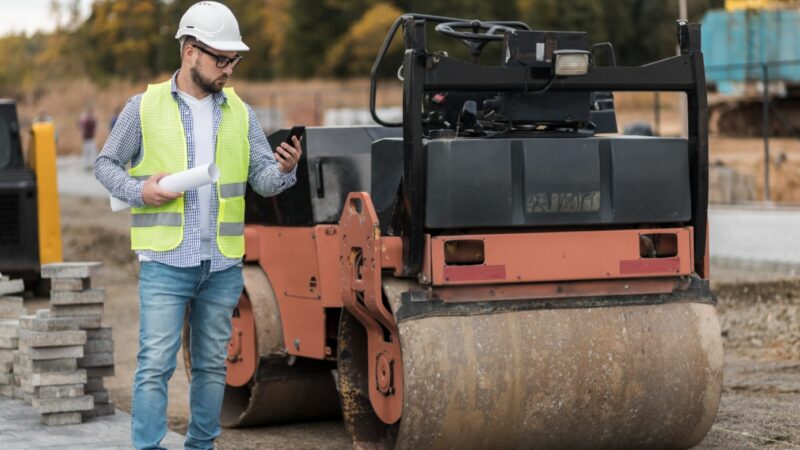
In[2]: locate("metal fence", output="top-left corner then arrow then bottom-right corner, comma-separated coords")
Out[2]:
705,59 -> 800,201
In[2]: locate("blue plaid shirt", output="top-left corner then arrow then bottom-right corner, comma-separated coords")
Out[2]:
95,72 -> 296,272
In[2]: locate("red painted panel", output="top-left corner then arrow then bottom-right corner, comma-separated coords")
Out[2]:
619,258 -> 681,275
443,265 -> 507,282
256,226 -> 326,359
430,227 -> 694,286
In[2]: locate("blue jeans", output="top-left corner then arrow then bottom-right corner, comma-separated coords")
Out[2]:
131,260 -> 243,450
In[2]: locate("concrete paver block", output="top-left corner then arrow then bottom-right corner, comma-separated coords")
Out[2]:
22,345 -> 83,361
85,366 -> 115,378
0,372 -> 11,384
14,386 -> 25,401
0,297 -> 25,319
20,314 -> 86,332
0,319 -> 19,337
41,262 -> 102,279
41,411 -> 83,425
19,329 -> 87,349
86,327 -> 112,341
0,279 -> 24,296
0,308 -> 25,319
16,355 -> 78,373
88,389 -> 108,404
0,336 -> 19,349
85,376 -> 104,392
82,400 -> 115,418
73,315 -> 103,329
36,383 -> 84,399
31,313 -> 103,330
50,304 -> 104,317
0,360 -> 12,373
24,369 -> 87,390
0,348 -> 14,363
33,394 -> 94,413
0,384 -> 13,397
84,339 -> 113,354
33,308 -> 105,328
78,353 -> 114,368
0,296 -> 23,307
50,277 -> 91,292
50,289 -> 106,306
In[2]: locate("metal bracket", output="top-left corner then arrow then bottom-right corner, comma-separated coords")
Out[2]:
339,192 -> 404,424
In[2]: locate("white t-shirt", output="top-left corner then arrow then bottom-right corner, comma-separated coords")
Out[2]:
177,89 -> 215,260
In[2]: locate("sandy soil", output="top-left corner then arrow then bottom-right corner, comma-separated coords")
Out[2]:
51,194 -> 800,449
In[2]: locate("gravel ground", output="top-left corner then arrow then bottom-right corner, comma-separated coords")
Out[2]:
52,195 -> 800,449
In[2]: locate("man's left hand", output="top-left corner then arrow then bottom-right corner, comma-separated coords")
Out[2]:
275,136 -> 302,173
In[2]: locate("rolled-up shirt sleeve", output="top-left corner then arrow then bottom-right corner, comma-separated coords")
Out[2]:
94,95 -> 146,208
246,104 -> 297,197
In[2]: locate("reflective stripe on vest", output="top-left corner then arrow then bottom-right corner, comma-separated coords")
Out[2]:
219,222 -> 245,236
131,213 -> 182,227
130,80 -> 249,258
219,182 -> 246,198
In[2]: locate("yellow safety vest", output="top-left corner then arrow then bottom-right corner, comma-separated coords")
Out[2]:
129,80 -> 250,258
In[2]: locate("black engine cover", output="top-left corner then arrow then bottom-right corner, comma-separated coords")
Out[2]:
423,136 -> 691,228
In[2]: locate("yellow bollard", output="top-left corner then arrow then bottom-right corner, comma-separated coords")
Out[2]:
28,122 -> 63,265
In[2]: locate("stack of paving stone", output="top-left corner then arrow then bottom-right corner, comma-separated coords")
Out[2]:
41,261 -> 116,420
0,272 -> 26,398
81,326 -> 115,418
16,314 -> 93,424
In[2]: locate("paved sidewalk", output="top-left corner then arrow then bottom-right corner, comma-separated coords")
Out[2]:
709,205 -> 800,275
0,396 -> 184,449
57,155 -> 109,198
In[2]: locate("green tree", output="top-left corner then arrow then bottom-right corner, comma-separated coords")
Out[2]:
83,0 -> 161,79
321,2 -> 404,77
283,0 -> 378,77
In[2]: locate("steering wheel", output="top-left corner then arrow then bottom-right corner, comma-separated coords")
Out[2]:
435,20 -> 520,62
436,20 -> 517,41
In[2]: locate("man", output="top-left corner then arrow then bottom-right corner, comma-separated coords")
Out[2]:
94,2 -> 302,449
78,107 -> 97,170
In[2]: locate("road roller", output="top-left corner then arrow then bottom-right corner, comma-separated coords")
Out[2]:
185,14 -> 723,449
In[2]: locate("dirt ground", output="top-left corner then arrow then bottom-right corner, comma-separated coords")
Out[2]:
46,194 -> 800,449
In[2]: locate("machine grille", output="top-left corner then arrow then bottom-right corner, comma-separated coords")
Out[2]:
0,194 -> 20,245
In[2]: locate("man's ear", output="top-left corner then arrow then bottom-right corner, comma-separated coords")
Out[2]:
181,38 -> 196,62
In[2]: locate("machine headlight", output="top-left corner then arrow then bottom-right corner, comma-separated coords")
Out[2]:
553,50 -> 591,76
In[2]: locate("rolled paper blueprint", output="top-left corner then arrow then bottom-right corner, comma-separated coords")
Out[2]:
109,162 -> 220,212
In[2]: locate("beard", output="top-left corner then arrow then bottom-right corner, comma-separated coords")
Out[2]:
190,65 -> 228,94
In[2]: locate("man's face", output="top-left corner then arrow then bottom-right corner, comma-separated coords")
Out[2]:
188,44 -> 238,94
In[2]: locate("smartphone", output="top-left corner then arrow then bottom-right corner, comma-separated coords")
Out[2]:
283,125 -> 305,145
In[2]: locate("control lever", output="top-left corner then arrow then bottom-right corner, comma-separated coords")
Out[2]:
456,100 -> 481,135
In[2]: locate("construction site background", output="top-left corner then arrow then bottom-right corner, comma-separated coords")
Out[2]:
11,77 -> 800,204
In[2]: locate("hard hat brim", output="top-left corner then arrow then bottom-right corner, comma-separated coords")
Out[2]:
202,39 -> 250,52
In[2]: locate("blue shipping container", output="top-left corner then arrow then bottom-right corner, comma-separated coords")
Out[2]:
702,9 -> 800,93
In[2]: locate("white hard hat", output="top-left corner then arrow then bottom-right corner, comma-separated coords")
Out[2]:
175,1 -> 249,52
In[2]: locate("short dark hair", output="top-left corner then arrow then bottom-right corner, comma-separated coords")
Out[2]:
179,35 -> 197,55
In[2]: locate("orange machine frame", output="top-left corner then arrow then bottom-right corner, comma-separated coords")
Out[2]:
243,224 -> 695,360
428,227 -> 694,286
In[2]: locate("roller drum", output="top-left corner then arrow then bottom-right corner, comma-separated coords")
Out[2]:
393,301 -> 723,449
183,265 -> 341,427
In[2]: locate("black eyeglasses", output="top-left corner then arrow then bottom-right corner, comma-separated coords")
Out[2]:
192,44 -> 243,69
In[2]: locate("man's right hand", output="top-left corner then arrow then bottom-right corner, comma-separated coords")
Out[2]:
142,173 -> 182,206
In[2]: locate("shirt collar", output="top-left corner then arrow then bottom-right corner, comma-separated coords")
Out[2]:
170,70 -> 227,106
